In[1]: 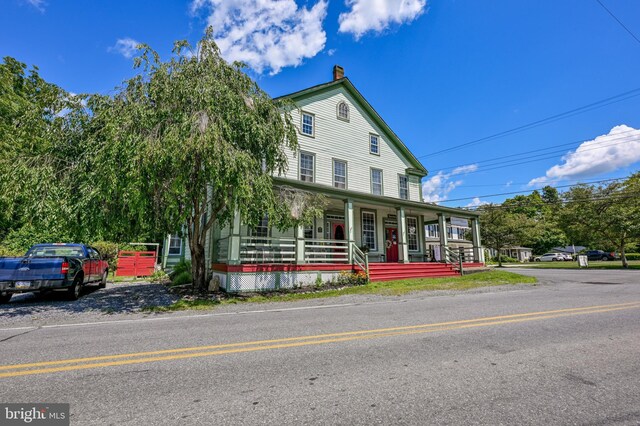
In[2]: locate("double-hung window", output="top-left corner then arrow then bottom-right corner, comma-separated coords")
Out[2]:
301,112 -> 314,136
251,216 -> 269,238
361,211 -> 377,251
399,175 -> 409,200
333,159 -> 347,189
370,134 -> 379,155
168,235 -> 182,255
371,168 -> 383,196
426,224 -> 439,238
299,152 -> 315,182
407,217 -> 418,251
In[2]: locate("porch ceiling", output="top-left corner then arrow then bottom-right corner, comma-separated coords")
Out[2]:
273,177 -> 479,218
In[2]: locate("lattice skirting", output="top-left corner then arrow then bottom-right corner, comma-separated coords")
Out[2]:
217,270 -> 341,293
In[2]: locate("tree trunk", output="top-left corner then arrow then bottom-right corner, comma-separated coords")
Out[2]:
620,245 -> 628,269
497,249 -> 503,267
190,241 -> 208,294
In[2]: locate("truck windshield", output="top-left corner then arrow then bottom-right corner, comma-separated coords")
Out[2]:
26,246 -> 85,258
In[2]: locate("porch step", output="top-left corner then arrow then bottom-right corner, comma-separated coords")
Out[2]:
367,262 -> 460,282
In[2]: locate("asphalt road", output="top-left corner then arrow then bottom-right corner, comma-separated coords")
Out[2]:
1,269 -> 639,425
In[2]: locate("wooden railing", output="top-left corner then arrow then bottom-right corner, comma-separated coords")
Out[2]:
305,239 -> 348,263
240,236 -> 296,263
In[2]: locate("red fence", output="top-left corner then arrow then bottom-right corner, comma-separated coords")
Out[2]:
116,251 -> 157,277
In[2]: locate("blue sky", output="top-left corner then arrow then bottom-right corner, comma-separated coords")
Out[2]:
2,0 -> 640,208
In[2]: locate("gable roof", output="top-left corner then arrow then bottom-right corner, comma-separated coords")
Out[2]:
275,77 -> 428,177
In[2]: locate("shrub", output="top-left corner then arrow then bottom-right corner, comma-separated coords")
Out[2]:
0,245 -> 23,257
171,260 -> 192,276
2,225 -> 71,254
91,241 -> 120,272
624,253 -> 640,261
149,270 -> 170,283
172,271 -> 192,286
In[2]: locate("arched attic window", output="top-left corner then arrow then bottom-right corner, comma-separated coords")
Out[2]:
337,101 -> 349,121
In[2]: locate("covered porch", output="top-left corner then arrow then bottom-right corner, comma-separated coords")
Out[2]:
210,183 -> 484,292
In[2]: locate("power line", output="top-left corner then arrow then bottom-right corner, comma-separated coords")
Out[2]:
595,0 -> 640,46
428,128 -> 638,174
418,87 -> 640,158
438,178 -> 625,204
429,176 -> 627,191
460,190 -> 640,211
428,133 -> 639,177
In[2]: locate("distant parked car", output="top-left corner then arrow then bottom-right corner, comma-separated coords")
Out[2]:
559,253 -> 574,261
534,253 -> 565,262
585,250 -> 618,261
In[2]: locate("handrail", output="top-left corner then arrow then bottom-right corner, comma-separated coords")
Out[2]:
351,243 -> 369,279
443,246 -> 464,275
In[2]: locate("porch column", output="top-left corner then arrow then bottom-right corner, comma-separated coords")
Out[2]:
396,207 -> 409,263
437,213 -> 448,263
228,209 -> 242,265
295,224 -> 306,264
344,199 -> 355,263
470,218 -> 484,263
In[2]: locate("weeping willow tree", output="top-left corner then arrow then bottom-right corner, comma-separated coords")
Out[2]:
89,28 -> 324,292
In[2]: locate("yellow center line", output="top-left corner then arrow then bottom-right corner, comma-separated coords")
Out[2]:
0,302 -> 638,379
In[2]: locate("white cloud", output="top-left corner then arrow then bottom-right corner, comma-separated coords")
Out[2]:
191,0 -> 328,75
339,0 -> 426,39
528,125 -> 640,186
24,0 -> 45,12
327,48 -> 336,56
505,180 -> 513,188
109,38 -> 142,59
465,197 -> 488,208
422,163 -> 479,203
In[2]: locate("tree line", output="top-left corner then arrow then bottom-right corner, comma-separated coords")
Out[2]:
479,176 -> 640,267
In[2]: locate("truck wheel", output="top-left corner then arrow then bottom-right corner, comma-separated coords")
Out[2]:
601,256 -> 608,261
0,294 -> 11,304
99,270 -> 108,289
66,276 -> 82,301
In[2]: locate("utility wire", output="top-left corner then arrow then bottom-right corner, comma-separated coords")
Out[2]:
429,176 -> 630,190
429,128 -> 638,174
438,178 -> 626,204
418,87 -> 640,158
459,191 -> 640,211
595,0 -> 640,46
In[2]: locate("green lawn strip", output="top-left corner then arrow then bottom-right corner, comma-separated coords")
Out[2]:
143,271 -> 537,313
502,260 -> 640,270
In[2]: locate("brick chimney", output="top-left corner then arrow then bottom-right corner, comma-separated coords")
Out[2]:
333,65 -> 344,81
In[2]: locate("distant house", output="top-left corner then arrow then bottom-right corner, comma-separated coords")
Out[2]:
486,246 -> 533,262
164,66 -> 485,291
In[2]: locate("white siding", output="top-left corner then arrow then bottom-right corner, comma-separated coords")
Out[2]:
280,87 -> 421,202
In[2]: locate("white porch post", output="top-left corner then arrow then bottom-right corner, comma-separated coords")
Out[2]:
437,213 -> 448,263
471,218 -> 484,263
344,199 -> 355,264
228,210 -> 242,265
397,207 -> 409,263
295,224 -> 306,264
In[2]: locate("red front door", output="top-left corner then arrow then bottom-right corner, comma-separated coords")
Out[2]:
385,227 -> 399,262
332,223 -> 345,241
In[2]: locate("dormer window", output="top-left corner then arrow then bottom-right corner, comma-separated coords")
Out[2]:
337,101 -> 349,121
370,134 -> 380,155
301,112 -> 314,136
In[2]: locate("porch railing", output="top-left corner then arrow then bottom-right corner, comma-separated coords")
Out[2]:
305,239 -> 348,263
240,236 -> 296,263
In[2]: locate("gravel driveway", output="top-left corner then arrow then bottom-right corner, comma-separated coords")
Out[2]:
0,281 -> 178,327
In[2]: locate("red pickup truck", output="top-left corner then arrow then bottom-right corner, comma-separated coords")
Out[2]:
0,243 -> 109,303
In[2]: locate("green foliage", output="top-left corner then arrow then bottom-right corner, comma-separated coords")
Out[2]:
171,260 -> 192,276
1,224 -> 72,253
0,245 -> 23,257
621,253 -> 640,261
172,271 -> 193,286
479,204 -> 535,267
149,270 -> 170,283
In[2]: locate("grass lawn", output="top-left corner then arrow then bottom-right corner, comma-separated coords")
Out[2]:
503,260 -> 640,270
143,270 -> 537,313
